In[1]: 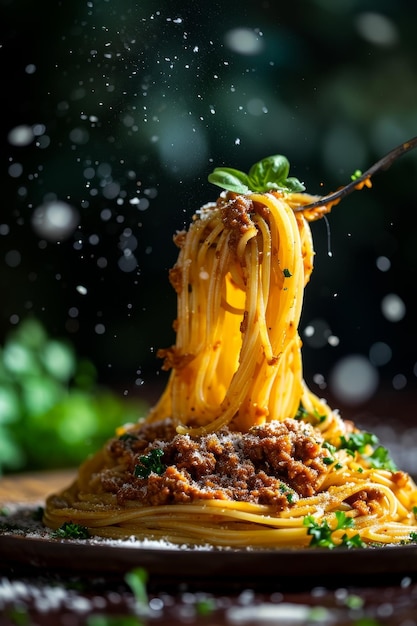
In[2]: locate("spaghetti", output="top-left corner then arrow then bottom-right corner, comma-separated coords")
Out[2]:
44,159 -> 417,549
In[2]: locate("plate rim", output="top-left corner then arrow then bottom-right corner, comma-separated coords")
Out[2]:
2,528 -> 417,580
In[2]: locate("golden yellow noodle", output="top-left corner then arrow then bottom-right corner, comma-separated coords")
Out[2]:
44,188 -> 417,548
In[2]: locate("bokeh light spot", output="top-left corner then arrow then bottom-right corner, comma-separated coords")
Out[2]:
369,341 -> 392,366
330,355 -> 379,405
392,373 -> 407,390
303,318 -> 331,348
381,293 -> 406,322
32,200 -> 80,242
376,256 -> 391,272
224,28 -> 264,55
8,125 -> 34,147
355,12 -> 399,47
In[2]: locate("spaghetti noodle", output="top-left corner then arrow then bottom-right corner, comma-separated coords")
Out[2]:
44,159 -> 417,549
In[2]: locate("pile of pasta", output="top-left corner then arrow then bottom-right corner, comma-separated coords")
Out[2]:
44,188 -> 417,548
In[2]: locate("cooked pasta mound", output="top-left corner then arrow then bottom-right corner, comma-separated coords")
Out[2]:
44,186 -> 417,548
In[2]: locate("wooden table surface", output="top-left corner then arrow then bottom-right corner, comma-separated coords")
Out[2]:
0,469 -> 76,503
2,470 -> 417,626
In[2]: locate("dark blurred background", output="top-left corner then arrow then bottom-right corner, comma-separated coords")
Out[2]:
1,0 -> 417,473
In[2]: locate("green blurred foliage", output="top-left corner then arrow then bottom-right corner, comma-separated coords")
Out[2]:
0,318 -> 147,474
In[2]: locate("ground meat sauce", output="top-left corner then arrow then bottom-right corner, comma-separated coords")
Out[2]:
345,488 -> 385,517
220,194 -> 254,234
103,418 -> 329,510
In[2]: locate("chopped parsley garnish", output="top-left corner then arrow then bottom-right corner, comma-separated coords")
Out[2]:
52,521 -> 90,539
134,448 -> 166,478
208,155 -> 305,195
303,515 -> 334,548
366,445 -> 397,471
322,442 -> 343,469
410,532 -> 417,543
339,432 -> 397,471
303,511 -> 365,549
119,433 -> 138,441
279,482 -> 296,503
351,169 -> 363,181
294,404 -> 326,425
283,268 -> 292,278
339,432 -> 378,456
294,405 -> 309,420
341,533 -> 366,549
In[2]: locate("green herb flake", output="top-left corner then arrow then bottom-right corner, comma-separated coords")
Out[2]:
279,482 -> 296,503
5,606 -> 31,626
339,431 -> 397,471
119,433 -> 138,442
195,597 -> 216,616
303,511 -> 364,549
344,594 -> 364,609
308,606 -> 331,621
294,404 -> 326,426
340,533 -> 366,549
52,521 -> 90,539
294,405 -> 309,421
351,169 -> 363,181
208,155 -> 305,194
303,515 -> 335,549
339,432 -> 378,456
125,567 -> 148,608
321,441 -> 342,468
334,510 -> 355,531
134,448 -> 166,478
283,268 -> 292,278
366,445 -> 397,471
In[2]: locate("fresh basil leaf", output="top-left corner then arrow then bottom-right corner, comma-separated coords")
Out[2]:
283,176 -> 306,192
208,155 -> 304,194
207,168 -> 250,193
249,155 -> 290,190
